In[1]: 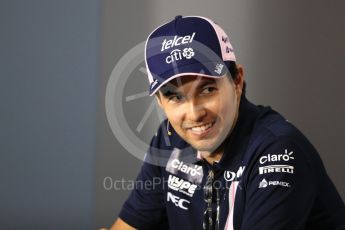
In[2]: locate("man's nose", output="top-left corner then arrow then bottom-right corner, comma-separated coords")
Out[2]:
186,100 -> 207,121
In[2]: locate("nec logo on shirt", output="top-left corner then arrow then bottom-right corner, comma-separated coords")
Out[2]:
167,192 -> 190,210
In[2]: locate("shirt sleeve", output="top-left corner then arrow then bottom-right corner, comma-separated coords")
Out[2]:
118,135 -> 168,229
240,137 -> 316,230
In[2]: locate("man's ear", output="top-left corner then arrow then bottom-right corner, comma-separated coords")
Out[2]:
234,64 -> 244,97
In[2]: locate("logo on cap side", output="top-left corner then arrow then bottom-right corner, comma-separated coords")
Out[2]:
214,63 -> 224,74
150,79 -> 159,89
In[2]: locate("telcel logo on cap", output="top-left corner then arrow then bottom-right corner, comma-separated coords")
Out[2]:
161,32 -> 196,51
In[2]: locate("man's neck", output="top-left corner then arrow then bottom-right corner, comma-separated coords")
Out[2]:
198,143 -> 225,165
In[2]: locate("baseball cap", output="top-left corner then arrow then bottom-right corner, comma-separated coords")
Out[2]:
145,15 -> 236,96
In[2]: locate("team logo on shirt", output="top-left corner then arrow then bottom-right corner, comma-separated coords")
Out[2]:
168,175 -> 198,197
167,192 -> 190,210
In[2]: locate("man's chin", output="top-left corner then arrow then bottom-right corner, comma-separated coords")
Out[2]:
188,136 -> 229,156
190,142 -> 219,153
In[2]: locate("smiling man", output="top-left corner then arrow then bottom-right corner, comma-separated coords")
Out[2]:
156,73 -> 241,164
110,16 -> 345,230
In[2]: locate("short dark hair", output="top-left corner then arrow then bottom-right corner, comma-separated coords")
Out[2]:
227,61 -> 246,96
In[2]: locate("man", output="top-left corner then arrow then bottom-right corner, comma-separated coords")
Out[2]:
111,15 -> 345,229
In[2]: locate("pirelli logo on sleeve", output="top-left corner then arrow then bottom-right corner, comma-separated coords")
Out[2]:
259,165 -> 294,175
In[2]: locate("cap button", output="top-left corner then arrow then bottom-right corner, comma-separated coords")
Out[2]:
175,15 -> 183,20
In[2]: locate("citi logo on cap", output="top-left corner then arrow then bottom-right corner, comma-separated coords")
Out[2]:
161,32 -> 196,51
166,47 -> 195,64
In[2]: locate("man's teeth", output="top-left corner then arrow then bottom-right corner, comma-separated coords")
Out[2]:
190,122 -> 213,132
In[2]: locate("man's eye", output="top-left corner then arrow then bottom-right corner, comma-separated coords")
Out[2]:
168,94 -> 184,102
201,87 -> 217,94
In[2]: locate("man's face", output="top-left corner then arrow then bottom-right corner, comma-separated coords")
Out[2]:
156,72 -> 243,154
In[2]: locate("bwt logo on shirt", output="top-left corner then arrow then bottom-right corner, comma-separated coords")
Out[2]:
224,166 -> 245,181
161,32 -> 196,51
167,192 -> 190,210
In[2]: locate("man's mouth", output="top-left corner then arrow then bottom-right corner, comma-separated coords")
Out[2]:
185,121 -> 216,136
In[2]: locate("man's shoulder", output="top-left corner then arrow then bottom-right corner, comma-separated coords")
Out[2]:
237,99 -> 306,149
252,106 -> 309,147
239,103 -> 320,169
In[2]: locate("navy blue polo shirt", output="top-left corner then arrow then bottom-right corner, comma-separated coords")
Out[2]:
118,98 -> 345,230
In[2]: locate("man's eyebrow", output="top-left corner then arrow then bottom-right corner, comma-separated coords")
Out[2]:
159,78 -> 216,97
197,79 -> 216,89
160,86 -> 180,97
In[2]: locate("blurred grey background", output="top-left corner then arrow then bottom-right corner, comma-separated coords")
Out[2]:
1,0 -> 344,229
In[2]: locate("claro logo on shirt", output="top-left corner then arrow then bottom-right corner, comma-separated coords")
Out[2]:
165,148 -> 204,184
170,159 -> 202,177
259,149 -> 294,164
167,192 -> 190,210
